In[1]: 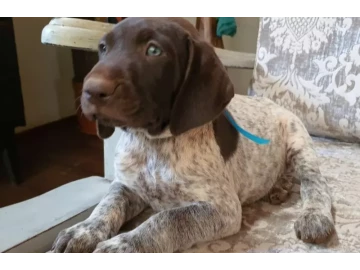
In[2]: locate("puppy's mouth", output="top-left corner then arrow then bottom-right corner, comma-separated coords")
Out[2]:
84,106 -> 168,135
95,115 -> 126,128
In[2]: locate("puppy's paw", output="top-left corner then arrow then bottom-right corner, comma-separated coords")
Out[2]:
294,208 -> 334,244
268,187 -> 289,205
94,234 -> 140,253
50,220 -> 108,253
267,176 -> 293,205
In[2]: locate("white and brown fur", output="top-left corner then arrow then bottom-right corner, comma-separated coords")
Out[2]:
50,18 -> 334,253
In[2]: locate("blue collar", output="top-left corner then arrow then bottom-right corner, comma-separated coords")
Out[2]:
224,109 -> 270,145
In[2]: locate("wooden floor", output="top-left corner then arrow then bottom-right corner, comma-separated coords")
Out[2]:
0,117 -> 104,208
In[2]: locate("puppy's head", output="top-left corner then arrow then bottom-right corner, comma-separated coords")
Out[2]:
81,17 -> 234,139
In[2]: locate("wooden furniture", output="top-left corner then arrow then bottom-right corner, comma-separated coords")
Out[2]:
196,17 -> 224,49
41,18 -> 255,69
0,18 -> 25,185
1,125 -> 20,185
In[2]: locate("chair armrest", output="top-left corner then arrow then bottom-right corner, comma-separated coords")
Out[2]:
0,176 -> 111,253
41,18 -> 255,69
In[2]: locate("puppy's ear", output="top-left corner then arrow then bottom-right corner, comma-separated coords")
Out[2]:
169,37 -> 234,136
96,121 -> 115,139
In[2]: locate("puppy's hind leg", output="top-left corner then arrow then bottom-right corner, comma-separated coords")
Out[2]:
287,120 -> 335,244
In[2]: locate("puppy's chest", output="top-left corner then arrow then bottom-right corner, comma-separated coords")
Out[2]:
114,135 -> 202,209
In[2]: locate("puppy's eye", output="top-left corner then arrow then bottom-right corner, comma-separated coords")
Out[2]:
99,43 -> 107,53
146,45 -> 162,56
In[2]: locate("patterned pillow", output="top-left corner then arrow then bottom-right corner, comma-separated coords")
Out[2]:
249,17 -> 360,142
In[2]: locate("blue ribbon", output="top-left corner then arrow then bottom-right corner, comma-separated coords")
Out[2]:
224,109 -> 270,145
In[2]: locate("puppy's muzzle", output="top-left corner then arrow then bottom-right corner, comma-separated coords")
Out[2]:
81,76 -> 119,120
83,76 -> 117,102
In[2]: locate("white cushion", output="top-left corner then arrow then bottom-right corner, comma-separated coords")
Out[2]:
0,176 -> 110,253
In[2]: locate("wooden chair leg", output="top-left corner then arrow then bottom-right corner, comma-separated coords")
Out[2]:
196,17 -> 227,72
196,17 -> 224,49
1,126 -> 21,185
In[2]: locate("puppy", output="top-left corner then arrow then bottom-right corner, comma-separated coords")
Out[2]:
50,17 -> 334,253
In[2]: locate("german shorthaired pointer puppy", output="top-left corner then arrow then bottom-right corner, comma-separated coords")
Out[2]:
50,17 -> 335,253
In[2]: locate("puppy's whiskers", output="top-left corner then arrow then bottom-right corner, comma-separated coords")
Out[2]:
76,104 -> 82,114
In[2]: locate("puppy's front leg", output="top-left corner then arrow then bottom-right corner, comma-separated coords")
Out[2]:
292,145 -> 335,244
94,201 -> 241,253
50,181 -> 146,253
288,122 -> 335,243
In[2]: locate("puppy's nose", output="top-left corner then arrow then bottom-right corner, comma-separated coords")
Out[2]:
83,77 -> 116,100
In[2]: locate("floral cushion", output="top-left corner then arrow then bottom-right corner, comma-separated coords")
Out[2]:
249,17 -> 360,142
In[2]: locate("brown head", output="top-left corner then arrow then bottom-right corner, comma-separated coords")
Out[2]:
81,17 -> 234,139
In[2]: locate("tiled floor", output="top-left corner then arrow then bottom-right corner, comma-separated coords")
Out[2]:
0,117 -> 103,208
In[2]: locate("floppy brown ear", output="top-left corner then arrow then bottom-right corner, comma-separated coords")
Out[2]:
96,121 -> 115,139
169,37 -> 234,135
